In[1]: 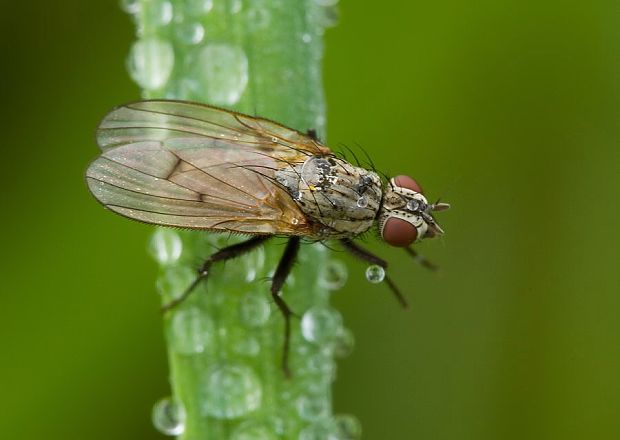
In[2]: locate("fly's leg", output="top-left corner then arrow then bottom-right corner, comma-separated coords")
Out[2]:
162,235 -> 270,312
271,237 -> 301,377
405,247 -> 438,271
340,239 -> 408,308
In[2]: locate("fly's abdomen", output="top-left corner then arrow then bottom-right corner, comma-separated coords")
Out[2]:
275,156 -> 382,237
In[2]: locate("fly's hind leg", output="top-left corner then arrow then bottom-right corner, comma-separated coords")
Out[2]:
162,235 -> 270,312
271,237 -> 301,377
340,239 -> 409,308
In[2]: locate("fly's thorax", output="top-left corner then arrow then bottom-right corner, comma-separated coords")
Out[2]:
275,155 -> 382,237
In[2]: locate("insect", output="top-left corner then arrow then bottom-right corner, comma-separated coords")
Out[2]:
86,100 -> 449,375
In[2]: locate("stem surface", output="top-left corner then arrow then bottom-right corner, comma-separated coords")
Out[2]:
123,0 -> 358,438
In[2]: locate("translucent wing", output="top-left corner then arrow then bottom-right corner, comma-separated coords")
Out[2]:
86,100 -> 332,235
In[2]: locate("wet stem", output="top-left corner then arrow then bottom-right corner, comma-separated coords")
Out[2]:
125,1 -> 359,439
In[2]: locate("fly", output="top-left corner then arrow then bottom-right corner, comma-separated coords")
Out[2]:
86,100 -> 450,375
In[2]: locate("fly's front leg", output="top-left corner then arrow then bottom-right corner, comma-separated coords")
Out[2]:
271,237 -> 301,377
340,239 -> 408,308
405,247 -> 438,271
162,235 -> 270,312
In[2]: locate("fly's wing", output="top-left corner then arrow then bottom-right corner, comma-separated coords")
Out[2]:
86,100 -> 332,235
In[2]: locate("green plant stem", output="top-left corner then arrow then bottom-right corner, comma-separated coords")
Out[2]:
125,1 -> 357,438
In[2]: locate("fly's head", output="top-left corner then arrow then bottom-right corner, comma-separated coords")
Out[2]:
378,175 -> 450,247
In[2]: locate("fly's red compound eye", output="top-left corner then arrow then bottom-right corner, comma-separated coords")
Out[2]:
393,175 -> 423,194
382,217 -> 418,247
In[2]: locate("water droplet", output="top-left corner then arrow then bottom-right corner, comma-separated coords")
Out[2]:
201,364 -> 262,419
356,196 -> 368,208
188,43 -> 248,105
230,420 -> 278,440
319,259 -> 348,290
156,266 -> 195,301
175,22 -> 204,45
168,306 -> 215,354
231,0 -> 243,13
152,397 -> 185,436
239,293 -> 271,327
127,37 -> 174,90
144,0 -> 173,26
149,229 -> 182,265
301,306 -> 343,344
243,246 -> 265,282
296,394 -> 330,421
230,331 -> 261,357
333,327 -> 355,358
120,0 -> 140,14
333,414 -> 362,439
316,4 -> 340,28
406,199 -> 420,211
299,420 -> 339,440
186,0 -> 213,15
247,7 -> 271,30
314,0 -> 339,5
306,349 -> 337,378
302,33 -> 312,43
365,265 -> 385,284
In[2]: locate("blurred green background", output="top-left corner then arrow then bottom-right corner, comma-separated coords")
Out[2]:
1,1 -> 619,439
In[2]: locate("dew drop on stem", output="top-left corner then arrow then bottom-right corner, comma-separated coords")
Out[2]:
127,37 -> 174,90
152,397 -> 185,436
201,364 -> 262,419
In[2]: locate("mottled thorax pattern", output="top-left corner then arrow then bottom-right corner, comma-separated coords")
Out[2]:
275,156 -> 382,237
